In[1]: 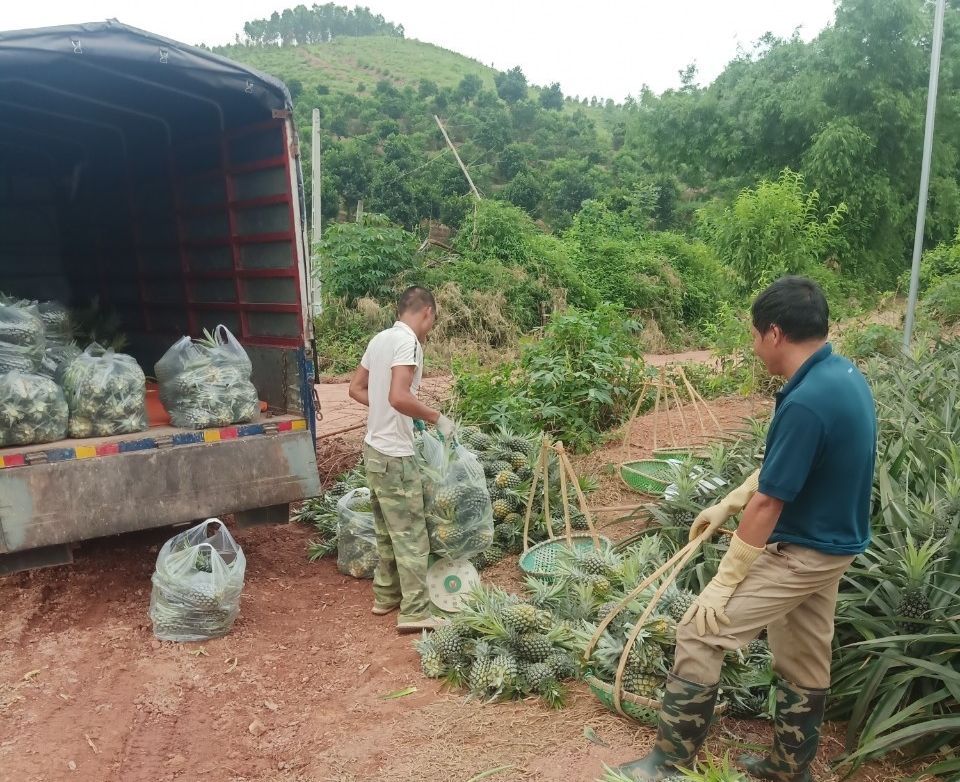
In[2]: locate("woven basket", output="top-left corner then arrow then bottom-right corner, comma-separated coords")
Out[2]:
619,459 -> 676,494
585,673 -> 728,726
518,533 -> 610,580
652,446 -> 709,465
585,674 -> 661,725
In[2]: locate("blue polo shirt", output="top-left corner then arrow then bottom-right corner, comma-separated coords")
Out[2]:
759,344 -> 876,555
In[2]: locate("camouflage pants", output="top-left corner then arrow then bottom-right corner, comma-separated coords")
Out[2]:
674,542 -> 855,689
364,444 -> 431,622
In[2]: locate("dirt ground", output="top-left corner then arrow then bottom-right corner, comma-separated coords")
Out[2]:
0,382 -> 921,782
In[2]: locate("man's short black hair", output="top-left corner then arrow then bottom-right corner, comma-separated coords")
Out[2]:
751,275 -> 829,342
397,285 -> 435,316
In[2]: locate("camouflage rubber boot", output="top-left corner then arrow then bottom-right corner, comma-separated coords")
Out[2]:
616,673 -> 719,781
739,679 -> 828,782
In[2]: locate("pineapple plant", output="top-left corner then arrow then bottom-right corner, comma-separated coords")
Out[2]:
895,533 -> 944,634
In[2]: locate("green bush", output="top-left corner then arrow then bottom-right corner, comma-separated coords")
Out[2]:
317,213 -> 418,304
837,323 -> 902,361
451,304 -> 644,452
922,275 -> 960,326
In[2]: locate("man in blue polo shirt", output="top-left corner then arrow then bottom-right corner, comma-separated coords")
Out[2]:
618,276 -> 876,782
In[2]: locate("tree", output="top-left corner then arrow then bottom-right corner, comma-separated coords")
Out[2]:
502,171 -> 543,215
539,82 -> 564,110
494,66 -> 528,104
457,74 -> 482,103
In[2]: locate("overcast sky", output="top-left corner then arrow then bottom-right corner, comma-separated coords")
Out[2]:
4,1 -> 838,99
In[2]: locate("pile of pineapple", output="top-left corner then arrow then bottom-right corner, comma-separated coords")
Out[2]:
455,426 -> 597,569
415,583 -> 580,708
414,534 -> 775,716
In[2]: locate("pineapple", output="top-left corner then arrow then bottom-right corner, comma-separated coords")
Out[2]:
432,624 -> 466,664
468,652 -> 496,695
521,661 -> 554,691
501,602 -> 539,634
545,649 -> 577,680
470,545 -> 505,570
513,631 -> 553,662
895,533 -> 944,634
665,587 -> 698,623
622,669 -> 665,698
416,635 -> 447,679
495,470 -> 522,490
490,652 -> 522,690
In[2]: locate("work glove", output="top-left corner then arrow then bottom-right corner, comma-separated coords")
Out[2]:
436,414 -> 456,442
413,418 -> 426,433
681,534 -> 764,635
688,468 -> 760,543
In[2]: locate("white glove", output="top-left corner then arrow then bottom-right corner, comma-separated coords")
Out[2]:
688,469 -> 760,543
436,414 -> 456,441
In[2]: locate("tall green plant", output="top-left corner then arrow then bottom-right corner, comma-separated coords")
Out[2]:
317,213 -> 418,304
698,169 -> 846,294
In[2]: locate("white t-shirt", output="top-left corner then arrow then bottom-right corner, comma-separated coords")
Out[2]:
360,321 -> 423,457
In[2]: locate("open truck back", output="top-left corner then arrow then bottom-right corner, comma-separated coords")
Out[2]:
0,21 -> 322,573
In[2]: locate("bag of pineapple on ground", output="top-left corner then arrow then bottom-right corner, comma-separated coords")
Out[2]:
418,431 -> 495,560
336,487 -> 379,579
58,343 -> 148,438
0,300 -> 45,374
149,518 -> 246,642
155,326 -> 259,430
0,372 -> 69,446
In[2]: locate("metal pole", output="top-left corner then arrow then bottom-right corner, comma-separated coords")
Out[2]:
311,107 -> 323,317
904,0 -> 946,351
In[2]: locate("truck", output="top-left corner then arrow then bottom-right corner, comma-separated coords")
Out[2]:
0,20 -> 323,574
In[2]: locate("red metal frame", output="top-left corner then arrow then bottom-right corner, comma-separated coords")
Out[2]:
166,119 -> 305,348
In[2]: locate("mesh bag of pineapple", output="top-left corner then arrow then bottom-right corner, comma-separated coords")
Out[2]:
335,487 -> 379,579
0,300 -> 46,374
0,371 -> 69,446
149,518 -> 246,642
155,326 -> 259,430
417,430 -> 495,560
58,343 -> 148,437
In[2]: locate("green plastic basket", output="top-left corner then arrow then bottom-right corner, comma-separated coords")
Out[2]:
619,458 -> 676,494
652,446 -> 709,465
584,674 -> 661,726
585,673 -> 727,726
518,533 -> 610,580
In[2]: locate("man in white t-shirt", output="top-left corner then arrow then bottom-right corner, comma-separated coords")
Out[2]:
348,286 -> 455,632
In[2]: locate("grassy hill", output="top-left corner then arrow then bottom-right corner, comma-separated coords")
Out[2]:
217,37 -> 613,128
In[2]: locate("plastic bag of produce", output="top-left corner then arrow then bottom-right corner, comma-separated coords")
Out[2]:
155,326 -> 259,430
149,518 -> 246,642
336,487 -> 378,579
418,431 -> 495,560
0,372 -> 69,447
0,301 -> 45,374
37,301 -> 73,345
59,343 -> 148,438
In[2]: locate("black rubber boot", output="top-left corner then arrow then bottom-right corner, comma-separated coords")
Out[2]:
739,679 -> 827,782
616,673 -> 719,781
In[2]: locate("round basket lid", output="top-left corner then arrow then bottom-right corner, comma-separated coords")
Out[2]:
427,556 -> 480,613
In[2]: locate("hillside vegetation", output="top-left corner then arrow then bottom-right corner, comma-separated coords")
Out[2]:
217,0 -> 960,369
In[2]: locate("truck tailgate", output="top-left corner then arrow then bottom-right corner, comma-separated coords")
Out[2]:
0,419 -> 320,554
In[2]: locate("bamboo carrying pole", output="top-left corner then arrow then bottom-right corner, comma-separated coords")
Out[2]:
521,439 -> 602,555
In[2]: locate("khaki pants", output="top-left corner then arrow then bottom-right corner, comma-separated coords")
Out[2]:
364,444 -> 431,622
673,543 -> 855,689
